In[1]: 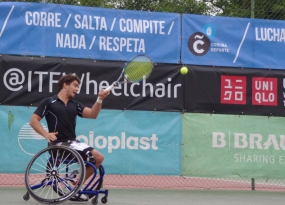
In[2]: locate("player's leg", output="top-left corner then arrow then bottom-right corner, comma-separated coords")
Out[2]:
85,149 -> 104,181
67,141 -> 104,181
64,141 -> 92,201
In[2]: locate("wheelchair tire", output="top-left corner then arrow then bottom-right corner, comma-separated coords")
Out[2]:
25,146 -> 86,204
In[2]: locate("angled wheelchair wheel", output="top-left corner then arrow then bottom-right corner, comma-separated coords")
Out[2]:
25,146 -> 86,204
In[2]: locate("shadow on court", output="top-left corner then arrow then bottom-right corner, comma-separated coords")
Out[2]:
0,187 -> 284,205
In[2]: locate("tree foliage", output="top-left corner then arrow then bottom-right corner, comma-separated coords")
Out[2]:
106,0 -> 209,14
204,0 -> 285,19
28,0 -> 285,20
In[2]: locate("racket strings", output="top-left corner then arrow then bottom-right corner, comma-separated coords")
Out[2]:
124,56 -> 153,82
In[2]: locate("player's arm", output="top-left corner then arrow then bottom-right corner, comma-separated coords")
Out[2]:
82,89 -> 109,119
30,98 -> 58,142
30,114 -> 57,142
30,114 -> 49,138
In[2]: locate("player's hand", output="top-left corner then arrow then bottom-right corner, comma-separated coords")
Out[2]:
98,89 -> 110,100
44,132 -> 58,142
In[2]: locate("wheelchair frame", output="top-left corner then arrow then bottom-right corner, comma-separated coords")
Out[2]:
23,145 -> 108,205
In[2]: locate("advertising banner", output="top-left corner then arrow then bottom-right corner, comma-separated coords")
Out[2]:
0,105 -> 181,175
0,55 -> 184,111
182,113 -> 285,179
184,65 -> 285,116
0,2 -> 180,63
182,14 -> 285,69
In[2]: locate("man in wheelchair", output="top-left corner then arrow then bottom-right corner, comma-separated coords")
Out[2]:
30,74 -> 110,201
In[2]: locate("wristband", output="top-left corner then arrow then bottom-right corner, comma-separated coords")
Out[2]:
96,98 -> 103,104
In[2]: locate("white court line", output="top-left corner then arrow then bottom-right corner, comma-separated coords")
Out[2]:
0,5 -> 15,37
233,22 -> 250,63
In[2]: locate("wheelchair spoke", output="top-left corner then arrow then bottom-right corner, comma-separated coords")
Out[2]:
32,163 -> 50,173
29,175 -> 50,188
44,153 -> 54,171
57,160 -> 78,173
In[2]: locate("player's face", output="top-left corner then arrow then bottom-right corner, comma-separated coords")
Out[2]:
67,80 -> 79,98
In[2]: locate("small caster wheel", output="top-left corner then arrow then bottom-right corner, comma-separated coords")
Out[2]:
101,196 -> 108,204
23,192 -> 30,201
91,196 -> 98,205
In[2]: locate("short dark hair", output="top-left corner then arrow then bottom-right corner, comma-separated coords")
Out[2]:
58,74 -> 80,93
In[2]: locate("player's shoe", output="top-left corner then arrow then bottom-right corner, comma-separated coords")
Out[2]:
69,192 -> 89,201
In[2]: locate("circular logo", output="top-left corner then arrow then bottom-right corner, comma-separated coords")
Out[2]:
18,123 -> 48,155
188,32 -> 210,56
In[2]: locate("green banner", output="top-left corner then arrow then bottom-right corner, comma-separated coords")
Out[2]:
182,113 -> 285,179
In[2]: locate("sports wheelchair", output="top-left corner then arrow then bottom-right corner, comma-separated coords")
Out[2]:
23,145 -> 108,205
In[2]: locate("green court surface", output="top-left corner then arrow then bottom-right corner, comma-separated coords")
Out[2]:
0,187 -> 284,205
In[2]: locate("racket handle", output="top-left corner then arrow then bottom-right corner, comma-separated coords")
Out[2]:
105,84 -> 114,91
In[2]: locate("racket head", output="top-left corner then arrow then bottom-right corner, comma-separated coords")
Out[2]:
123,54 -> 154,83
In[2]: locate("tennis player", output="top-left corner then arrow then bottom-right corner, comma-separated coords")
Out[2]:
30,73 -> 109,201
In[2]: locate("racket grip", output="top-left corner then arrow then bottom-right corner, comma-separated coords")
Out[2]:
105,84 -> 114,91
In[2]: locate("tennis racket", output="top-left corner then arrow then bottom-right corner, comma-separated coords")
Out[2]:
105,54 -> 154,91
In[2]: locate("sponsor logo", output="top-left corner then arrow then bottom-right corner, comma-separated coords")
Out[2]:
77,131 -> 158,153
220,75 -> 278,106
252,77 -> 277,106
18,124 -> 159,155
221,75 -> 246,105
212,131 -> 285,164
18,123 -> 48,155
187,24 -> 229,56
212,131 -> 285,150
188,32 -> 210,56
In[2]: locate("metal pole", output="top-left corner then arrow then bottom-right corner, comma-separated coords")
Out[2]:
251,0 -> 255,18
251,178 -> 255,190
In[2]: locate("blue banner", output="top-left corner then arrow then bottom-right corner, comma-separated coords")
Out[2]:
182,14 -> 285,69
0,105 -> 181,175
0,2 -> 180,63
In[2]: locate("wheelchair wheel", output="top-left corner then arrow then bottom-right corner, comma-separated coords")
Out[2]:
25,146 -> 86,204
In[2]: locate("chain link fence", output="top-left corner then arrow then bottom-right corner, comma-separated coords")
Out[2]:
2,0 -> 285,20
2,173 -> 285,191
1,0 -> 285,191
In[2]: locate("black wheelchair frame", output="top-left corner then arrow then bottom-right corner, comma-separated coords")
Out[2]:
23,145 -> 108,205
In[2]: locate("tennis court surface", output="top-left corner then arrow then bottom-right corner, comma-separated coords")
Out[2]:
1,187 -> 284,205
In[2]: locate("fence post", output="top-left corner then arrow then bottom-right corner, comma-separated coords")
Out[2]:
251,178 -> 255,190
251,0 -> 255,18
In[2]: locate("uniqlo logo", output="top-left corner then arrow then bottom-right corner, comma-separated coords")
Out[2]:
252,77 -> 277,106
221,75 -> 246,104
